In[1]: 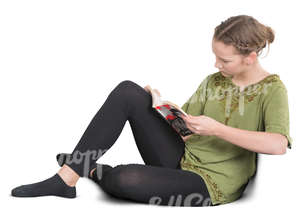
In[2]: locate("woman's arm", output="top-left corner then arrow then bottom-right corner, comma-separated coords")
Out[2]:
181,114 -> 288,155
215,123 -> 288,155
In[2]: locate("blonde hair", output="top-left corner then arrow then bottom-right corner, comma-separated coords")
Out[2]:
213,15 -> 275,57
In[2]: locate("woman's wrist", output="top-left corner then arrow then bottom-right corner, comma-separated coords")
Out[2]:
214,122 -> 227,137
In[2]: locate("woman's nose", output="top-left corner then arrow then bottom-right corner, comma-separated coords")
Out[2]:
215,61 -> 223,69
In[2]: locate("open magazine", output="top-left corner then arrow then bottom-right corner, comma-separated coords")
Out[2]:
145,85 -> 194,137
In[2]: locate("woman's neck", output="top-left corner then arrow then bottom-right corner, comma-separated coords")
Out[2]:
232,63 -> 270,87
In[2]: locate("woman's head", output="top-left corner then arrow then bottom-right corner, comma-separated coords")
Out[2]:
212,15 -> 275,78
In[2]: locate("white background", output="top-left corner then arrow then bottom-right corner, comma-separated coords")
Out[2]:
1,0 -> 299,222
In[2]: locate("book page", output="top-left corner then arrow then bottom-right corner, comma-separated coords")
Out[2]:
146,85 -> 187,116
146,84 -> 192,136
153,103 -> 193,136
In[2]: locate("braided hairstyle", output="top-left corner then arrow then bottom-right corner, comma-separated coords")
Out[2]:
213,15 -> 275,57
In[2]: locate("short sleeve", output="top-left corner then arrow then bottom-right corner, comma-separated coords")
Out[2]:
181,75 -> 210,116
263,85 -> 292,149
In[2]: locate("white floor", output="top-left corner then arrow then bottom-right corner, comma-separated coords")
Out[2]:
1,1 -> 300,222
3,124 -> 299,223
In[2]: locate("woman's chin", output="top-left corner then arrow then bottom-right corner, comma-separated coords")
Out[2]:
220,71 -> 228,76
221,71 -> 232,77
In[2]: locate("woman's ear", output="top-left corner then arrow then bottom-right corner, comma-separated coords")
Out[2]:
245,52 -> 257,65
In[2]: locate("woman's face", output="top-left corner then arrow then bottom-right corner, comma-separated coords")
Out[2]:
211,38 -> 249,78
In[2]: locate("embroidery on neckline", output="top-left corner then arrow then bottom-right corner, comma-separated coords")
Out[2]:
210,73 -> 280,125
228,74 -> 279,91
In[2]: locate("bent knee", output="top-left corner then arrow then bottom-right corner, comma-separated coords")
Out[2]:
112,80 -> 144,97
116,80 -> 140,90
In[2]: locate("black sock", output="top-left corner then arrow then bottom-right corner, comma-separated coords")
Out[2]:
11,174 -> 76,198
56,153 -> 112,182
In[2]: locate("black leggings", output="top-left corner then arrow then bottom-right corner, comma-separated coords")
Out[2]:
66,80 -> 212,207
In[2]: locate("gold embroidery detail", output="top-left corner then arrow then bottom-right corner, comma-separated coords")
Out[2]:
225,117 -> 229,125
212,73 -> 280,125
248,95 -> 254,102
215,76 -> 221,81
180,162 -> 224,202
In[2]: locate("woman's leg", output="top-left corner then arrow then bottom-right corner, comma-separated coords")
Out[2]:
95,164 -> 212,207
11,80 -> 185,198
65,80 -> 186,178
61,80 -> 211,206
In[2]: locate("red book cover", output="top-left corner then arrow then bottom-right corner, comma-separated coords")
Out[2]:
145,85 -> 194,137
154,104 -> 193,136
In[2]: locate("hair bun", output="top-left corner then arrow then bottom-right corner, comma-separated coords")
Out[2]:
213,15 -> 275,57
266,26 -> 275,44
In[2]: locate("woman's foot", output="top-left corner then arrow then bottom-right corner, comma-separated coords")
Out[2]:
11,173 -> 76,198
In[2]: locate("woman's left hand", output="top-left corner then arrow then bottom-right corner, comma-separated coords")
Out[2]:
180,114 -> 222,136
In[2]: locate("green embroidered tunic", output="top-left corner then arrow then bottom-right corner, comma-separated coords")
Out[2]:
180,71 -> 292,206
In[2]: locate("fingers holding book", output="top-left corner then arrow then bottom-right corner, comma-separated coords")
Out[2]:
144,85 -> 161,97
144,85 -> 151,93
180,114 -> 222,136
